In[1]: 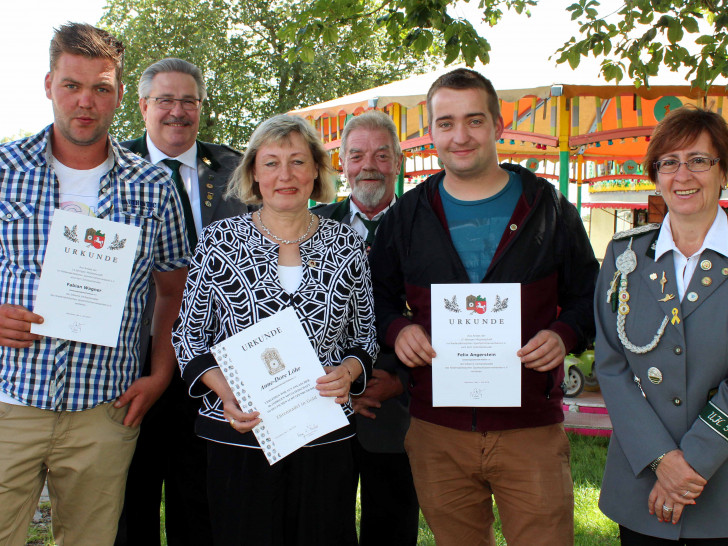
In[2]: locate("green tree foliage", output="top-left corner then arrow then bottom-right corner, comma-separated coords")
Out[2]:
280,0 -> 537,68
555,0 -> 728,89
100,0 -> 443,147
1,131 -> 33,144
283,0 -> 727,91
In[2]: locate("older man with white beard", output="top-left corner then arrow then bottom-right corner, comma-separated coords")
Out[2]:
312,110 -> 419,546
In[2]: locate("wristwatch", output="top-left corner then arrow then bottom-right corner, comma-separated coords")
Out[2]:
649,453 -> 666,472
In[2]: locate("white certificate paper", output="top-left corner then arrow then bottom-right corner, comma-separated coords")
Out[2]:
31,209 -> 141,347
431,283 -> 521,407
211,307 -> 349,465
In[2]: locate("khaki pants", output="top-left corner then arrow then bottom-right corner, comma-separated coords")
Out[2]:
0,401 -> 139,546
405,417 -> 574,546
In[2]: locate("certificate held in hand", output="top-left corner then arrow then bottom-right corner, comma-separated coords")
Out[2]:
211,307 -> 349,465
31,209 -> 141,347
431,283 -> 522,407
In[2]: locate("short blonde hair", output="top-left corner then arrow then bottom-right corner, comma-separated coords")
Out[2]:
226,114 -> 336,205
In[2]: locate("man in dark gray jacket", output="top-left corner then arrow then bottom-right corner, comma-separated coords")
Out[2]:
312,110 -> 419,546
116,58 -> 251,546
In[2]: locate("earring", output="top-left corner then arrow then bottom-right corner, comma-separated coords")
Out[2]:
654,188 -> 661,196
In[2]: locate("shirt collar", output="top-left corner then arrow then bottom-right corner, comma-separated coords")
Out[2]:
146,135 -> 197,170
655,207 -> 728,261
349,195 -> 396,222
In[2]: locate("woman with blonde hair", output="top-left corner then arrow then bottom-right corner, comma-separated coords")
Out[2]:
173,114 -> 377,545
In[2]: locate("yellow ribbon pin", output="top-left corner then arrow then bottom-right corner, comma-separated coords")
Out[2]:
671,308 -> 680,325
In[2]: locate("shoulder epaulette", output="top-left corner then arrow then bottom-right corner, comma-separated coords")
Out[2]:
612,223 -> 660,241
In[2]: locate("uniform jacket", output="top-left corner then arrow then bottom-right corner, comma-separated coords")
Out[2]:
313,197 -> 411,453
596,224 -> 728,539
122,135 -> 249,358
370,164 -> 598,432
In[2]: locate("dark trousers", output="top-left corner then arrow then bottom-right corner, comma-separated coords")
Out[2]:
207,439 -> 357,546
115,370 -> 211,546
353,440 -> 419,546
620,525 -> 728,545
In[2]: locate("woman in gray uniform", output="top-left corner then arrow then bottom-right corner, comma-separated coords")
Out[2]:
595,106 -> 728,544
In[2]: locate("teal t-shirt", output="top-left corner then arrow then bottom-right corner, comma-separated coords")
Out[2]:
439,171 -> 522,283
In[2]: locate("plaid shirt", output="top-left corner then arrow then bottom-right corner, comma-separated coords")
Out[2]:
0,125 -> 190,411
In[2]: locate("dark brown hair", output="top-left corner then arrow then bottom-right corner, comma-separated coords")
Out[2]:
644,105 -> 728,182
426,68 -> 500,124
49,23 -> 125,85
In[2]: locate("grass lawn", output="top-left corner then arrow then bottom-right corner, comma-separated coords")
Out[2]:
27,433 -> 619,545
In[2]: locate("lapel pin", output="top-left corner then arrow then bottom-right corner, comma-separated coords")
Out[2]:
701,259 -> 712,271
650,273 -> 657,280
671,307 -> 680,325
647,367 -> 663,385
658,294 -> 675,302
687,292 -> 698,302
660,271 -> 667,294
702,276 -> 712,286
204,200 -> 212,207
202,157 -> 212,166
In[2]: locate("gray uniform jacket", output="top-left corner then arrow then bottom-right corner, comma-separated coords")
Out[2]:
122,135 -> 250,359
312,197 -> 410,453
595,224 -> 728,539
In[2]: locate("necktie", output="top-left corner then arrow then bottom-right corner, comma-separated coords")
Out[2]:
356,213 -> 380,246
162,159 -> 198,250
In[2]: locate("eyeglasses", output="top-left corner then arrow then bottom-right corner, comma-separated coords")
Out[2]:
145,97 -> 202,111
654,156 -> 720,174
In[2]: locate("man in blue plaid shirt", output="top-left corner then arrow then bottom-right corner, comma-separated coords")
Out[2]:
0,23 -> 189,546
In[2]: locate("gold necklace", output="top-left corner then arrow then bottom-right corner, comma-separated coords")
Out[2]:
256,209 -> 315,245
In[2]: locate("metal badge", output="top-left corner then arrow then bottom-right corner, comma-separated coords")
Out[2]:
619,292 -> 630,302
650,273 -> 658,280
204,200 -> 212,207
701,259 -> 712,271
687,292 -> 699,302
618,303 -> 630,315
671,308 -> 681,325
509,224 -> 517,231
658,294 -> 675,302
722,267 -> 728,276
206,183 -> 214,189
647,367 -> 663,385
702,276 -> 712,286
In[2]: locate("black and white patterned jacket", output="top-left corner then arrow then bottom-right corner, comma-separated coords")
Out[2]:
172,213 -> 378,447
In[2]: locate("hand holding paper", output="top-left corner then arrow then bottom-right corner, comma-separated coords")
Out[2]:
518,329 -> 566,372
0,304 -> 43,348
212,307 -> 348,464
394,324 -> 436,367
316,358 -> 360,404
